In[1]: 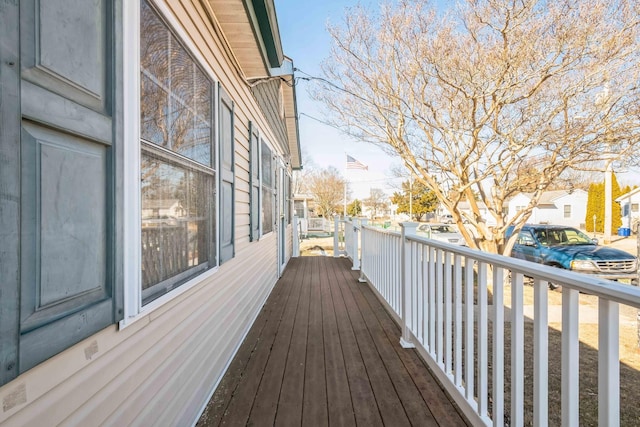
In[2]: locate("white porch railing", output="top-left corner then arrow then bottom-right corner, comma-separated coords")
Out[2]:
292,215 -> 300,257
334,217 -> 368,269
345,221 -> 640,427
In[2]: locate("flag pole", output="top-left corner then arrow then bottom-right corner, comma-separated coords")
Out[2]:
343,152 -> 347,216
343,183 -> 347,217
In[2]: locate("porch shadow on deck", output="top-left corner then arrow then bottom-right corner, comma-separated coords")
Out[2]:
197,257 -> 469,426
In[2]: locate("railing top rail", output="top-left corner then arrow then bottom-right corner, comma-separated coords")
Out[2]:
339,217 -> 369,230
362,224 -> 401,237
404,233 -> 640,309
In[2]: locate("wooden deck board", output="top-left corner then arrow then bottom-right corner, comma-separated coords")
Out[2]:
346,265 -> 469,427
322,258 -> 356,427
274,257 -> 310,426
332,259 -> 411,427
198,256 -> 468,427
336,260 -> 436,426
325,258 -> 384,427
198,266 -> 291,427
208,262 -> 299,426
302,257 -> 329,426
248,257 -> 306,425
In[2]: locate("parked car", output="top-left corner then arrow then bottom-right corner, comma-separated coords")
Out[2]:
439,213 -> 471,224
417,223 -> 466,246
440,214 -> 454,223
506,224 -> 638,285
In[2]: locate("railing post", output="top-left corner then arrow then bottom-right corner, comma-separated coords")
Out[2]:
333,215 -> 340,257
562,288 -> 580,426
599,299 -> 620,427
352,218 -> 360,270
358,219 -> 368,282
400,222 -> 418,349
292,215 -> 300,257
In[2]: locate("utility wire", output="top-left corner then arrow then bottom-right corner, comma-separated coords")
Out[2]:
294,67 -> 398,115
298,112 -> 339,129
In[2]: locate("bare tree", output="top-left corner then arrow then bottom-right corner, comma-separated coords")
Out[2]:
364,188 -> 389,219
316,0 -> 640,253
291,149 -> 316,195
292,168 -> 311,196
548,169 -> 598,192
511,161 -> 597,193
307,167 -> 346,218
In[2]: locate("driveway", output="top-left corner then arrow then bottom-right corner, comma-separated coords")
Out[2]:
603,234 -> 639,257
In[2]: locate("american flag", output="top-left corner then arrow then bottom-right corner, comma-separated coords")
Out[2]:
346,155 -> 368,170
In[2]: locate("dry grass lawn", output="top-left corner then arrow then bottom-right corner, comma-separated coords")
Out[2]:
299,235 -> 336,256
493,282 -> 640,426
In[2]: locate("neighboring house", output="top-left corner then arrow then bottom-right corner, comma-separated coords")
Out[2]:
0,1 -> 300,425
615,186 -> 640,230
292,192 -> 314,237
293,192 -> 314,220
435,189 -> 587,228
141,198 -> 185,220
507,189 -> 588,227
437,201 -> 498,226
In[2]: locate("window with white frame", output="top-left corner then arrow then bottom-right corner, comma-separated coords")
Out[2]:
294,200 -> 305,218
563,204 -> 571,218
261,140 -> 274,234
249,126 -> 279,239
139,0 -> 216,304
632,203 -> 639,213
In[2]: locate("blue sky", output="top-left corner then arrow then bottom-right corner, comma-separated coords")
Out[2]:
273,0 -> 402,198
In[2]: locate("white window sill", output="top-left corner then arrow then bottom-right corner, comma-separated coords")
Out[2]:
119,266 -> 218,330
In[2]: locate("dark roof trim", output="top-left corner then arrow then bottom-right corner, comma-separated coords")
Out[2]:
247,0 -> 283,69
289,65 -> 302,170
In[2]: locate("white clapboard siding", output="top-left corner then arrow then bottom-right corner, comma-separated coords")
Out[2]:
1,236 -> 279,426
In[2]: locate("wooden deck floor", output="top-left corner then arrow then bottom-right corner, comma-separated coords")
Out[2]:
197,256 -> 468,427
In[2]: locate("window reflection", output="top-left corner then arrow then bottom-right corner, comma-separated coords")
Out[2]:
140,0 -> 212,167
261,141 -> 273,233
261,141 -> 272,186
262,187 -> 273,233
140,152 -> 213,302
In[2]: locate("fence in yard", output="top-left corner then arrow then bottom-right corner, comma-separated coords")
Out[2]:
338,221 -> 640,427
307,217 -> 332,232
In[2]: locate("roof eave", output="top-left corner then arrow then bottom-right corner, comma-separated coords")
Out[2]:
205,0 -> 284,79
278,58 -> 301,169
616,186 -> 640,202
247,0 -> 283,69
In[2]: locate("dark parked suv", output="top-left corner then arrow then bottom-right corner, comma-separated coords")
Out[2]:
507,225 -> 638,284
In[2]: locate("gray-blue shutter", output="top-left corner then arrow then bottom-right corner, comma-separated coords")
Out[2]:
219,86 -> 235,263
249,122 -> 261,241
0,0 -> 21,386
0,0 -> 124,381
286,173 -> 291,225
